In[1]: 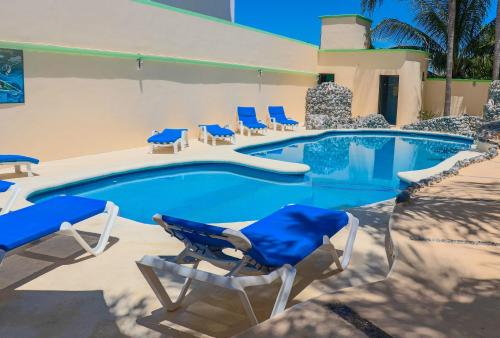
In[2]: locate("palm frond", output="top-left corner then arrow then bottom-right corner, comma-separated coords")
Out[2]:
361,0 -> 384,14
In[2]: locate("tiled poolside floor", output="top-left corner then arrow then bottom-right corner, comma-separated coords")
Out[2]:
240,153 -> 500,338
0,130 -> 392,338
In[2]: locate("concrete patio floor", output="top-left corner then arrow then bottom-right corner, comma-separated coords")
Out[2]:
1,130 -> 496,337
0,129 -> 393,338
239,153 -> 500,337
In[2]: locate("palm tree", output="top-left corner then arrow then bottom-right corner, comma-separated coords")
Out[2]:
361,0 -> 384,14
372,0 -> 493,77
493,0 -> 500,80
444,0 -> 456,116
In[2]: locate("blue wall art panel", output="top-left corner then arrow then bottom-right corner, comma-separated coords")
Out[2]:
0,48 -> 25,104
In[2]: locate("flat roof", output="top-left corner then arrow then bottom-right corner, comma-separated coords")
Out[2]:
319,14 -> 373,24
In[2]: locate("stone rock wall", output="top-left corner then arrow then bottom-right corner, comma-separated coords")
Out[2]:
305,82 -> 353,129
483,80 -> 500,121
353,114 -> 391,129
305,83 -> 391,129
401,115 -> 482,137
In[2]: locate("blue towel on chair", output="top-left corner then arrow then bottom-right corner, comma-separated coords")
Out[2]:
0,155 -> 39,164
237,107 -> 267,129
148,129 -> 187,144
269,106 -> 298,125
0,196 -> 107,251
200,125 -> 234,137
158,204 -> 349,268
0,181 -> 15,193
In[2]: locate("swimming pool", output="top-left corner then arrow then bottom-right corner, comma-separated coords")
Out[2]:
29,131 -> 472,224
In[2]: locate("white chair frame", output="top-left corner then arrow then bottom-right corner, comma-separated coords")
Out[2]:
270,118 -> 298,132
149,130 -> 189,154
199,125 -> 236,146
136,213 -> 359,325
0,201 -> 119,265
1,162 -> 36,177
238,120 -> 267,136
0,183 -> 21,215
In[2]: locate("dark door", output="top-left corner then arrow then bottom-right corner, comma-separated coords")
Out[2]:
378,75 -> 399,125
318,73 -> 335,85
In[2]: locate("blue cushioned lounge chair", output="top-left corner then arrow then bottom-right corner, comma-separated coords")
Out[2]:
0,155 -> 39,177
237,107 -> 267,136
148,129 -> 189,154
0,180 -> 20,215
268,106 -> 299,131
199,124 -> 236,146
0,196 -> 119,264
137,204 -> 358,325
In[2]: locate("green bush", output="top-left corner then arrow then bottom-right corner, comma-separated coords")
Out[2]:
418,111 -> 440,121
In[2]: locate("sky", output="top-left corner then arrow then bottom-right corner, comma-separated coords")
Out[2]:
235,0 -> 497,48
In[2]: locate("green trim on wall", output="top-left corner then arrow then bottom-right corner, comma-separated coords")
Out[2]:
0,40 -> 318,77
319,48 -> 430,57
131,0 -> 319,49
427,78 -> 492,83
319,14 -> 373,24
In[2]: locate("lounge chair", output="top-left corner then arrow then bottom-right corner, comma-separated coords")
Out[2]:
0,195 -> 119,264
268,106 -> 299,131
237,107 -> 267,136
136,204 -> 358,325
0,181 -> 20,215
148,129 -> 189,154
0,155 -> 39,177
199,124 -> 236,146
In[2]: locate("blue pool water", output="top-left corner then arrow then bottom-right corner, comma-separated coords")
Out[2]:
29,131 -> 472,223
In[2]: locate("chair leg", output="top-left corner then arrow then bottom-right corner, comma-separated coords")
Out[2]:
137,259 -> 199,312
323,236 -> 343,272
270,265 -> 296,317
26,164 -> 34,176
0,185 -> 20,215
237,289 -> 259,325
59,202 -> 119,256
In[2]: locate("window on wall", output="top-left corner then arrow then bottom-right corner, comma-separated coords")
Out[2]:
318,73 -> 335,84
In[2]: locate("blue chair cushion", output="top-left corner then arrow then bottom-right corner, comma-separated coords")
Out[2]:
0,155 -> 39,164
148,129 -> 186,144
0,196 -> 107,252
269,106 -> 299,125
241,205 -> 349,267
201,124 -> 234,137
0,180 -> 15,193
161,215 -> 234,249
237,107 -> 267,129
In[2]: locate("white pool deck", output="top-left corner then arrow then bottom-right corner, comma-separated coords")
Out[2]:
0,128 -> 483,337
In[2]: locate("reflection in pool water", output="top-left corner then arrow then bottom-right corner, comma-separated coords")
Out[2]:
29,132 -> 471,223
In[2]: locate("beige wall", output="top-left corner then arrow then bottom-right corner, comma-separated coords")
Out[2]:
154,0 -> 234,21
320,17 -> 371,50
318,50 -> 428,125
0,0 -> 318,161
0,52 -> 315,161
0,0 -> 318,73
423,80 -> 490,116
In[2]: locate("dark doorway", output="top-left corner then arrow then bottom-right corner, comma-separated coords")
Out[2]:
318,73 -> 335,85
378,75 -> 399,125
